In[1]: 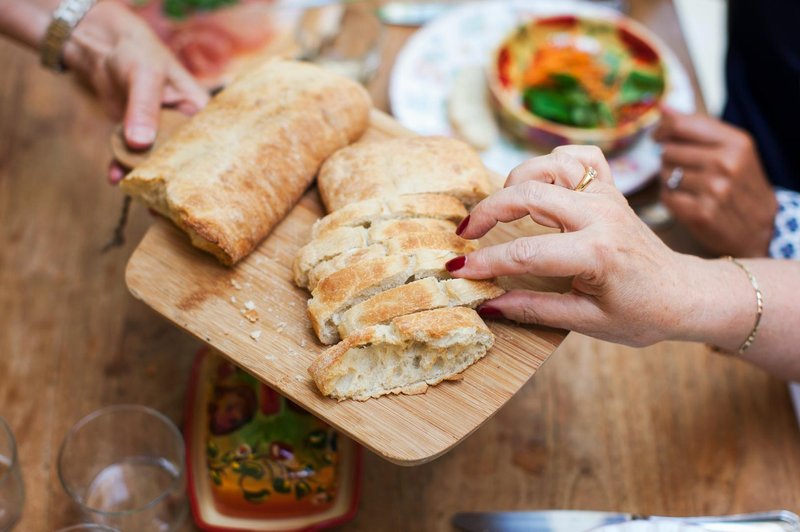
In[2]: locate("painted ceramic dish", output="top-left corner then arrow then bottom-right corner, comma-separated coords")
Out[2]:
185,348 -> 361,531
488,13 -> 668,153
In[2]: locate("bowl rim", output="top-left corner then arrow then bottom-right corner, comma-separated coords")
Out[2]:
486,10 -> 672,142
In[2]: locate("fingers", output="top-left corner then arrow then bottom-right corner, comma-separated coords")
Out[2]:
123,65 -> 165,149
659,164 -> 706,195
477,289 -> 599,331
660,187 -> 712,228
654,107 -> 729,145
107,161 -> 127,185
447,232 -> 593,279
551,145 -> 614,185
505,151 -> 587,189
661,142 -> 713,171
458,180 -> 592,239
165,61 -> 210,115
504,146 -> 613,191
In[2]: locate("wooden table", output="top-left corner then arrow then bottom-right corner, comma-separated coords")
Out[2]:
1,1 -> 798,530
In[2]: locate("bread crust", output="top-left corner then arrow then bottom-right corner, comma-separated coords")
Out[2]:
316,137 -> 494,212
337,278 -> 505,338
310,193 -> 468,238
121,60 -> 371,265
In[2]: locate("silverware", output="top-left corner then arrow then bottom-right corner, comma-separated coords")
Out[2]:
452,510 -> 800,532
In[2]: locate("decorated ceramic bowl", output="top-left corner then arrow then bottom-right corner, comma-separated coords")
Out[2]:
185,348 -> 361,531
487,13 -> 669,154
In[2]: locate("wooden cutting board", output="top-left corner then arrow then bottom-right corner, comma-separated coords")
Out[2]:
124,109 -> 569,466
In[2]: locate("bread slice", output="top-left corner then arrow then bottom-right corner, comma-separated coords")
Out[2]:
307,244 -> 387,291
307,247 -> 477,344
338,277 -> 505,338
308,255 -> 415,345
367,218 -> 455,241
317,137 -> 494,212
293,226 -> 369,287
310,193 -> 468,238
385,232 -> 478,256
120,60 -> 371,265
294,228 -> 477,288
308,307 -> 495,401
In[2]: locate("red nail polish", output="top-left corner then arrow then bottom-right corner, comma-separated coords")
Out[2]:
445,256 -> 466,272
478,306 -> 504,318
455,215 -> 470,236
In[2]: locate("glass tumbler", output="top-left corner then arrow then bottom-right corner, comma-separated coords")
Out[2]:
57,405 -> 186,531
0,417 -> 24,530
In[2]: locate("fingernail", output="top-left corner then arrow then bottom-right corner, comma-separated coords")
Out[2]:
126,125 -> 156,148
455,215 -> 470,236
107,163 -> 125,185
478,305 -> 504,318
445,256 -> 466,272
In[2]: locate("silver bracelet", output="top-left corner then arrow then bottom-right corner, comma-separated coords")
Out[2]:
40,0 -> 97,72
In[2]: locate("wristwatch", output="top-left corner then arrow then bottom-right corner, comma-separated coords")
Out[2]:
40,0 -> 97,72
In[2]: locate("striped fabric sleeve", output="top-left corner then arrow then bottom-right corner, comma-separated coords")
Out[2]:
770,188 -> 800,259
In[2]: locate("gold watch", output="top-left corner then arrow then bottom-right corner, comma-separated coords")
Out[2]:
40,0 -> 97,72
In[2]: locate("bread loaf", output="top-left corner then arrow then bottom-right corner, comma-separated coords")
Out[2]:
316,137 -> 494,212
121,60 -> 371,265
308,307 -> 495,401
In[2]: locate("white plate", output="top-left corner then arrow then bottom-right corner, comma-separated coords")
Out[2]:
590,523 -> 707,532
389,0 -> 696,195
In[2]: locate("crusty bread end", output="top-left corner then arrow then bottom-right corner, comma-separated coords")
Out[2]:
309,308 -> 495,401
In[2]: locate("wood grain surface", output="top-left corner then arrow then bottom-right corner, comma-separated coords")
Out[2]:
124,108 -> 568,466
1,1 -> 799,530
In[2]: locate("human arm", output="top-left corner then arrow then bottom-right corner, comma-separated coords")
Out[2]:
447,146 -> 800,380
0,0 -> 208,154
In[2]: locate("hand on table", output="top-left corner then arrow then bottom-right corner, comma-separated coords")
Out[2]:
62,2 -> 209,182
446,146 -> 750,348
654,107 -> 777,257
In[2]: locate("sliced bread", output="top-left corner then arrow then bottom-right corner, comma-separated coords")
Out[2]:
310,193 -> 467,239
337,277 -> 505,338
308,307 -> 495,401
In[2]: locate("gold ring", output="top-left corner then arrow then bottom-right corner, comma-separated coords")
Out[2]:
574,166 -> 597,192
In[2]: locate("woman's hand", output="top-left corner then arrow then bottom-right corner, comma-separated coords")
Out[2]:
447,146 -> 753,349
63,1 -> 209,151
654,107 -> 777,257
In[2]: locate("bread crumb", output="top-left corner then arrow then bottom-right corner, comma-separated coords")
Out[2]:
276,322 -> 287,333
264,355 -> 276,361
250,330 -> 262,341
230,296 -> 237,304
300,339 -> 307,348
231,279 -> 242,290
289,301 -> 296,307
242,309 -> 259,323
243,300 -> 255,311
294,374 -> 305,382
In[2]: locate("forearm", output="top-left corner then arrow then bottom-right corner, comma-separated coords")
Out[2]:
677,255 -> 800,379
0,0 -> 51,49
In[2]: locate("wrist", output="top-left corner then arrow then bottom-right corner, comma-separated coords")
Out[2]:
669,254 -> 755,350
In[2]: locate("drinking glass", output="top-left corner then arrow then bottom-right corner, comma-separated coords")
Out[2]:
0,417 -> 24,531
57,405 -> 187,531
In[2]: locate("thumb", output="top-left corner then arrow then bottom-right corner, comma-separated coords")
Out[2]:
477,289 -> 598,331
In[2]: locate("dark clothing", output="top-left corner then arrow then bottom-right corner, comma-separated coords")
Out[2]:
723,0 -> 800,192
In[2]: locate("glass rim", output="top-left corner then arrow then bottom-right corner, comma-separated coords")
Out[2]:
57,404 -> 185,517
0,416 -> 18,487
55,525 -> 120,532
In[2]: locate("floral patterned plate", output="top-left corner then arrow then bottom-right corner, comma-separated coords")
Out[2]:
389,0 -> 696,195
185,348 -> 361,531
